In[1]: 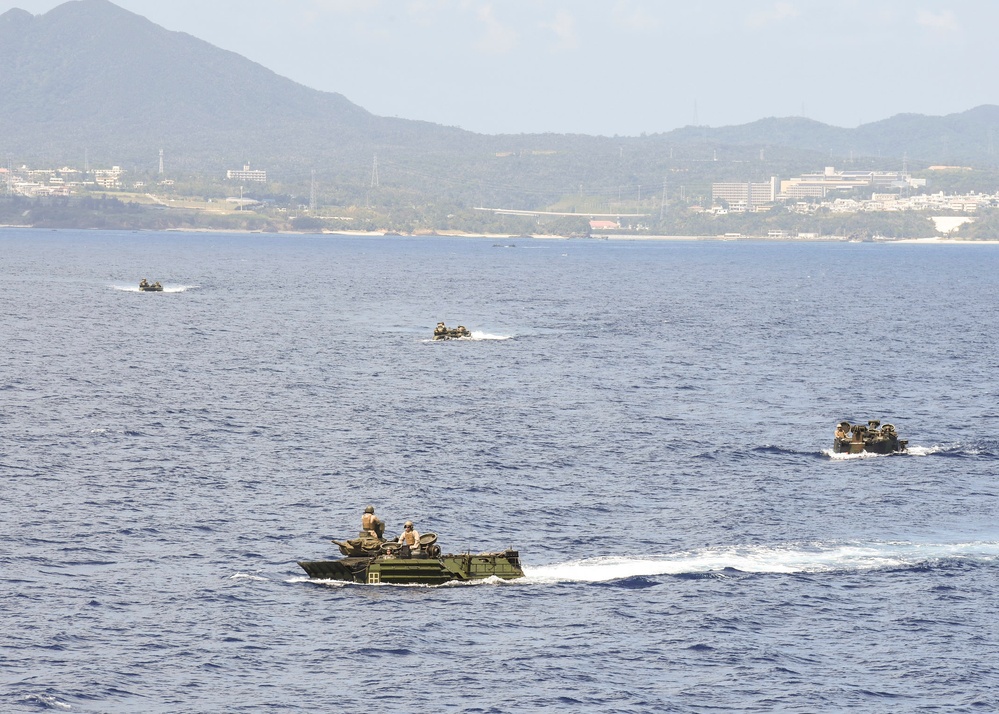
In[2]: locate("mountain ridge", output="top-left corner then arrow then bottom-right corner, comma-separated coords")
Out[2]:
1,0 -> 997,208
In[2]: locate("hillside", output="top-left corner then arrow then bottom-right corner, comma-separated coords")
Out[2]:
0,0 -> 468,174
2,0 -> 998,213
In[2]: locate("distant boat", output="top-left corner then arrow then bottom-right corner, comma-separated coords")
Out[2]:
833,420 -> 908,455
433,322 -> 471,340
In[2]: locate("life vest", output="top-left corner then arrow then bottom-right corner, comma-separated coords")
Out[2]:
362,513 -> 376,531
400,529 -> 418,546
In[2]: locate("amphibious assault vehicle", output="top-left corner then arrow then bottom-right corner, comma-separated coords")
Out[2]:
433,322 -> 471,340
833,420 -> 908,455
298,532 -> 524,585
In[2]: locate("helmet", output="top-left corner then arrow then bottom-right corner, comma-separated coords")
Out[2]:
364,505 -> 374,514
405,521 -> 413,527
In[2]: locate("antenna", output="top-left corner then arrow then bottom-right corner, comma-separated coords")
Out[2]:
659,178 -> 667,221
158,149 -> 164,175
370,154 -> 379,188
310,169 -> 317,212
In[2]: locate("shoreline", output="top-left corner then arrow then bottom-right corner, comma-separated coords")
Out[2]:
3,224 -> 997,244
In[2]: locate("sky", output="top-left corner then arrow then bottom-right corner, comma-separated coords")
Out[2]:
2,0 -> 998,137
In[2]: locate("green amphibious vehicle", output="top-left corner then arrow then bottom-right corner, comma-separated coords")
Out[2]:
298,532 -> 524,585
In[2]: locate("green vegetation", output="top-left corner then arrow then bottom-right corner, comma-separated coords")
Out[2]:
0,187 -> 958,238
956,207 -> 999,239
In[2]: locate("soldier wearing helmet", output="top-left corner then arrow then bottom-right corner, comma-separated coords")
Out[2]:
361,505 -> 384,539
397,520 -> 421,558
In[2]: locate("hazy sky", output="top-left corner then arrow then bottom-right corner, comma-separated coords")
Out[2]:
3,0 -> 998,136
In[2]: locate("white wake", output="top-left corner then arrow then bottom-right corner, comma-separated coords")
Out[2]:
524,541 -> 999,583
823,444 -> 941,459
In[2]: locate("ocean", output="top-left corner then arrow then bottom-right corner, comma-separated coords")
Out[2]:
3,229 -> 999,713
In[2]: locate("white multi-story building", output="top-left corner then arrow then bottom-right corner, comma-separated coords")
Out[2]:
226,164 -> 267,182
711,177 -> 778,209
93,166 -> 124,189
780,166 -> 924,199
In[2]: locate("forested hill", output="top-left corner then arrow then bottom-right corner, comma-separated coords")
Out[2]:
2,0 -> 998,209
0,0 -> 468,174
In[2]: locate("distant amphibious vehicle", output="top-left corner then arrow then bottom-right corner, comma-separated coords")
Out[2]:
833,420 -> 908,455
138,279 -> 163,292
298,532 -> 524,585
433,322 -> 471,340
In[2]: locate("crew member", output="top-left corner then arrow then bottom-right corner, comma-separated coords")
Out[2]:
139,278 -> 149,289
361,505 -> 385,539
434,322 -> 447,337
397,520 -> 421,558
835,422 -> 849,440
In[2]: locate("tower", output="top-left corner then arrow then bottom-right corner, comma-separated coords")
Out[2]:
370,155 -> 379,188
159,149 -> 164,175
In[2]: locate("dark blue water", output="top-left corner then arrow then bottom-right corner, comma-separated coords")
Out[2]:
3,229 -> 999,713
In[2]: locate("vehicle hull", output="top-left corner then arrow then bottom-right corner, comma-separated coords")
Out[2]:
833,437 -> 907,454
299,550 -> 524,585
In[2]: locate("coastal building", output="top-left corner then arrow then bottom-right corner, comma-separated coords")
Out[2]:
711,177 -> 778,210
93,166 -> 124,189
226,164 -> 267,182
780,166 -> 924,199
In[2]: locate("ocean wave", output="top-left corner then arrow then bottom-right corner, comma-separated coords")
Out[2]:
823,449 -> 893,460
523,541 -> 999,582
906,445 -> 945,457
751,445 -> 805,457
14,694 -> 72,710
